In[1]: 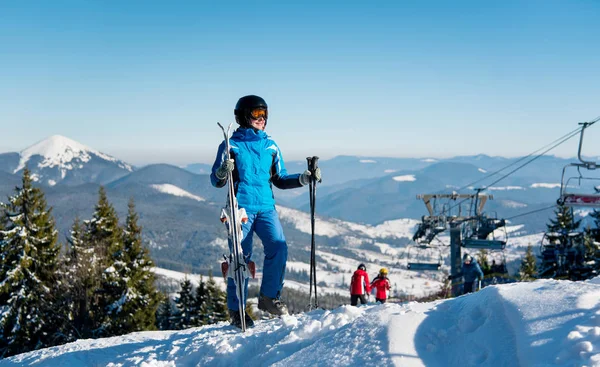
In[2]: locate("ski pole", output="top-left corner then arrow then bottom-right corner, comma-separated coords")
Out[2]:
307,156 -> 319,310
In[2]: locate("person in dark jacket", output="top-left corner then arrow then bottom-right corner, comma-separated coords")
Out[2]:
370,268 -> 392,303
461,253 -> 484,294
211,95 -> 321,327
350,264 -> 371,306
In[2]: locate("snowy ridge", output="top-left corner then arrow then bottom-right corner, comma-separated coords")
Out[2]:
7,279 -> 600,366
392,174 -> 416,182
150,184 -> 205,201
15,135 -> 133,173
276,205 -> 419,239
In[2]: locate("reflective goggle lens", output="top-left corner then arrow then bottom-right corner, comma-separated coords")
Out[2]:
249,108 -> 268,120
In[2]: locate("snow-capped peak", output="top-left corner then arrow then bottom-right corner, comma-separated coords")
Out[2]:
15,135 -> 133,173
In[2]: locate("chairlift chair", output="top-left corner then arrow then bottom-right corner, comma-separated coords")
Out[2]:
406,244 -> 443,271
461,215 -> 507,250
558,121 -> 600,208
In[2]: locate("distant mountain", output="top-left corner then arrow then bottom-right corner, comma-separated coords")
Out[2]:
0,152 -> 19,174
7,135 -> 134,186
184,163 -> 212,175
107,163 -> 224,203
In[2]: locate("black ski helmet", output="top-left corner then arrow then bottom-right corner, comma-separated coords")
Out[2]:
358,263 -> 366,271
234,95 -> 268,128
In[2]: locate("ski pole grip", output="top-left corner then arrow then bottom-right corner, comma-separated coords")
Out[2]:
306,156 -> 319,171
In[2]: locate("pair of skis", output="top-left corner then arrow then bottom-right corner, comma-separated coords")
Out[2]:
217,122 -> 253,332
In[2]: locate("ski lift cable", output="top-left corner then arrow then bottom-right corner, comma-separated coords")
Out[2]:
482,128 -> 583,190
445,127 -> 584,214
454,125 -> 585,193
505,204 -> 557,220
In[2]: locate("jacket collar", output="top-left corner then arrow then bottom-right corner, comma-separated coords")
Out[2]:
232,127 -> 268,141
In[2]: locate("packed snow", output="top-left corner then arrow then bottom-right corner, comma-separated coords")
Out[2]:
150,184 -> 205,202
393,175 -> 417,182
5,278 -> 600,366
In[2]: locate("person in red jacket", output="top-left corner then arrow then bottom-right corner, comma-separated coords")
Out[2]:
350,263 -> 371,306
370,268 -> 392,303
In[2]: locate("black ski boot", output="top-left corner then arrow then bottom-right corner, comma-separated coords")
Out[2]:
229,309 -> 254,329
258,294 -> 289,316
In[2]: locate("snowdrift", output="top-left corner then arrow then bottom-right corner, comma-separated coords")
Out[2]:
4,278 -> 600,366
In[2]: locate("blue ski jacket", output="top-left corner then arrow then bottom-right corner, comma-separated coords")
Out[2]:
211,127 -> 302,213
462,261 -> 484,282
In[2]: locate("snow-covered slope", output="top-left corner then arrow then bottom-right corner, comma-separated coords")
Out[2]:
5,278 -> 600,366
14,135 -> 133,186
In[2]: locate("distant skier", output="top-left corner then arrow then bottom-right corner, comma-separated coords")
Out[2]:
211,95 -> 322,328
350,264 -> 371,306
370,268 -> 392,303
460,254 -> 484,294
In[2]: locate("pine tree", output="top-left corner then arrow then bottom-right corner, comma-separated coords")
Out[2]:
194,276 -> 208,326
63,216 -> 100,339
156,294 -> 174,330
106,198 -> 160,335
0,168 -> 61,357
174,277 -> 195,330
202,273 -> 228,324
547,204 -> 581,244
519,245 -> 537,281
85,186 -> 125,337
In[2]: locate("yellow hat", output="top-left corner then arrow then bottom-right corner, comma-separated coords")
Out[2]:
379,268 -> 388,275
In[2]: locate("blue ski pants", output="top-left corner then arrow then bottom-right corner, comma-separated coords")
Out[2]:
227,209 -> 288,311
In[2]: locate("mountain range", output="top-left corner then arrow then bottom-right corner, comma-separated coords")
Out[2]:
1,135 -> 598,293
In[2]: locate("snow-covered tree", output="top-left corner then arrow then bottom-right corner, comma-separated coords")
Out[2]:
202,274 -> 228,324
0,168 -> 61,357
85,186 -> 124,337
174,277 -> 195,330
63,217 -> 101,339
546,204 -> 581,243
108,198 -> 160,334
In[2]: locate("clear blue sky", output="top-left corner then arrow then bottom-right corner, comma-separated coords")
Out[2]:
1,0 -> 599,166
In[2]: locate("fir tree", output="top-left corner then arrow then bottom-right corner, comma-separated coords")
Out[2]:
174,277 -> 195,330
64,216 -> 99,339
194,276 -> 208,326
0,168 -> 61,357
202,273 -> 228,324
546,204 -> 581,244
519,245 -> 537,281
109,198 -> 160,334
85,186 -> 124,337
156,294 -> 174,330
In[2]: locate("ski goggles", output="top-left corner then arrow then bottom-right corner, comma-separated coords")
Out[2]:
248,108 -> 268,120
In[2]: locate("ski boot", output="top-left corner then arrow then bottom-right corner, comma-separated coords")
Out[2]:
258,294 -> 289,316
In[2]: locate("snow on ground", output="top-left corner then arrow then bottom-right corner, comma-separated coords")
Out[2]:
7,278 -> 600,366
277,206 -> 419,239
150,184 -> 205,202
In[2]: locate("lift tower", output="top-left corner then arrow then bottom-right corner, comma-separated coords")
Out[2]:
415,192 -> 495,297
